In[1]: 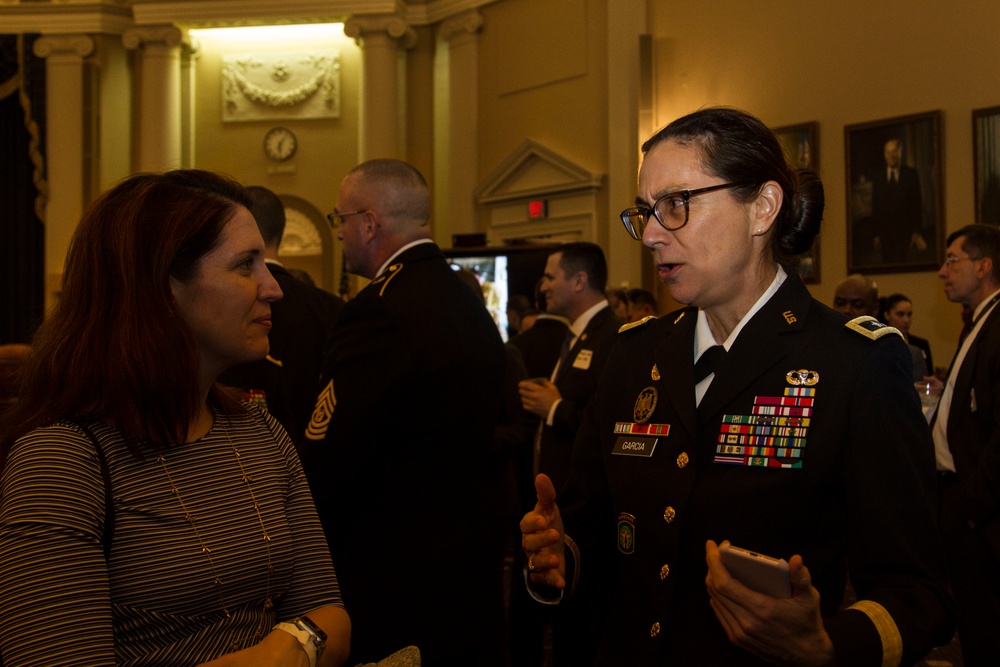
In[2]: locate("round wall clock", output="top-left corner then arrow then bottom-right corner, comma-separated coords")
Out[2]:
263,126 -> 297,161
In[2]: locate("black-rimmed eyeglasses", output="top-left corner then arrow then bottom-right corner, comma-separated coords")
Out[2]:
619,182 -> 748,241
326,210 -> 368,228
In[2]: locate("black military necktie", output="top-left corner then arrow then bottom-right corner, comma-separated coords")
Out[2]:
693,345 -> 726,383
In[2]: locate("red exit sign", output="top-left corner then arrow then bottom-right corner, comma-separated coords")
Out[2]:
528,200 -> 547,219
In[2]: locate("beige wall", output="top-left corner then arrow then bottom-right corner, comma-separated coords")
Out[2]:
190,25 -> 362,293
21,0 -> 1000,354
646,0 -> 1000,368
477,0 -> 611,230
478,0 -> 609,178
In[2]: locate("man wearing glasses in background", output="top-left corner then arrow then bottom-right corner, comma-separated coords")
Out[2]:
303,158 -> 507,666
932,223 -> 1000,666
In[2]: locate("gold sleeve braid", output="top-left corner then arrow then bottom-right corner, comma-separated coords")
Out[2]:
845,316 -> 904,341
847,600 -> 902,667
618,315 -> 656,334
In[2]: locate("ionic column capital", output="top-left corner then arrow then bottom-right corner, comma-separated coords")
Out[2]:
344,14 -> 417,49
439,10 -> 484,42
122,24 -> 184,50
33,34 -> 95,59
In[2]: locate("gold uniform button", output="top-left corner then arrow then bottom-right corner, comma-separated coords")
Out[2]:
659,564 -> 670,580
650,621 -> 661,637
676,452 -> 689,468
663,506 -> 676,523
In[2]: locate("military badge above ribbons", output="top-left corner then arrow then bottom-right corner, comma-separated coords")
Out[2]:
612,387 -> 669,457
713,369 -> 818,468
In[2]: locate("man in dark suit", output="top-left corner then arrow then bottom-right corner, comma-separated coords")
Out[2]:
518,242 -> 622,493
302,159 -> 506,667
515,241 -> 622,666
509,312 -> 569,380
871,138 -> 926,264
933,223 -> 1000,666
219,185 -> 343,447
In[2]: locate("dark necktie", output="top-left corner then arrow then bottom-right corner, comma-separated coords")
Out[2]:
945,294 -> 1000,378
693,345 -> 726,383
558,329 -> 575,367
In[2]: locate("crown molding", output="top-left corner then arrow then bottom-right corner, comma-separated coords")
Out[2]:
0,3 -> 133,34
0,0 -> 502,34
129,0 -> 500,27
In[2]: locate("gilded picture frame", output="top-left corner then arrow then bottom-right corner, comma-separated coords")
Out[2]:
845,111 -> 943,274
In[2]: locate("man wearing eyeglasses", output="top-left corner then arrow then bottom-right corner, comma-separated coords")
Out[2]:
932,223 -> 1000,666
303,158 -> 507,666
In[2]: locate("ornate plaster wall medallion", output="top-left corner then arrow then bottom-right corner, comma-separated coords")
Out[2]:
222,50 -> 341,122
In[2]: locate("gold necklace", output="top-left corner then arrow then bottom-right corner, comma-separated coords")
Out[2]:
155,414 -> 274,646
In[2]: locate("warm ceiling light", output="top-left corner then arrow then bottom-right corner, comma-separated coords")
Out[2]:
189,23 -> 345,44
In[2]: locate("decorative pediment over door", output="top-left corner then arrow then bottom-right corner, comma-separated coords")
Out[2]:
476,139 -> 605,244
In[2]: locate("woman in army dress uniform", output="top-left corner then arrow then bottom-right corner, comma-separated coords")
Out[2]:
520,108 -> 954,666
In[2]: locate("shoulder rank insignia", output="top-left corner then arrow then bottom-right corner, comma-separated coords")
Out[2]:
619,315 -> 656,334
845,316 -> 903,341
369,262 -> 404,297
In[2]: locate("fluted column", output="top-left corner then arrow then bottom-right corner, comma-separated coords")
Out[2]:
438,10 -> 483,236
122,25 -> 184,172
33,34 -> 94,308
344,14 -> 417,161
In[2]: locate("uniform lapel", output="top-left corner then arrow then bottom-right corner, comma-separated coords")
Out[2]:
555,306 -> 609,383
696,275 -> 812,424
952,303 -> 1000,416
653,308 -> 699,444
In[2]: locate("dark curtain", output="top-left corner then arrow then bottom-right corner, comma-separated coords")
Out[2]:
0,34 -> 47,344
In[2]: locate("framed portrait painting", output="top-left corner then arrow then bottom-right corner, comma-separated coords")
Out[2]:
973,106 -> 1000,226
845,111 -> 943,274
774,122 -> 820,283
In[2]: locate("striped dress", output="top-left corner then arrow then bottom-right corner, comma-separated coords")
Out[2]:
0,404 -> 342,666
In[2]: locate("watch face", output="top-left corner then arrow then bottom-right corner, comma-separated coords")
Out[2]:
264,127 -> 297,161
295,615 -> 328,645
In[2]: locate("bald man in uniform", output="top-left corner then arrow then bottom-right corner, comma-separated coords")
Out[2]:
302,159 -> 506,666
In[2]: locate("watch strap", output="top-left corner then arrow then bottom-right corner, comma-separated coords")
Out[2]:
273,621 -> 318,667
294,615 -> 327,660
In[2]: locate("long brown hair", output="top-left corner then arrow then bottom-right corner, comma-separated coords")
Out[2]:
2,170 -> 251,457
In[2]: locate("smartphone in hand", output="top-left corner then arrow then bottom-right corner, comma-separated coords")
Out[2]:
718,542 -> 791,598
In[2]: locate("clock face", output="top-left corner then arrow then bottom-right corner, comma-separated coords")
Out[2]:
264,127 -> 297,161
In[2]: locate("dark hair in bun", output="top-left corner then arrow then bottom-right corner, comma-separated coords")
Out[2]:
642,106 -> 824,268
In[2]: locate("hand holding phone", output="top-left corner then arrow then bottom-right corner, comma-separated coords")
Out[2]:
718,542 -> 791,598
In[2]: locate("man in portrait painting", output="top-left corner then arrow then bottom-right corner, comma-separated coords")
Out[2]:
870,138 -> 925,264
